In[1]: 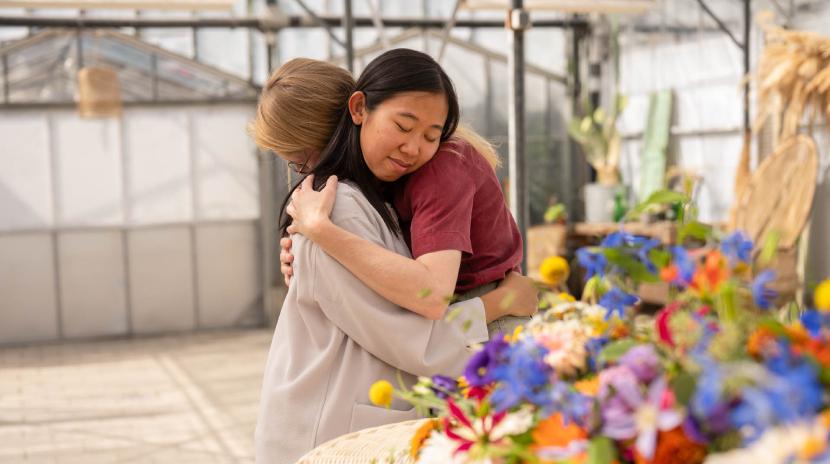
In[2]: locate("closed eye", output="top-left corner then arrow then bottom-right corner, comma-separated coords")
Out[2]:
395,122 -> 412,133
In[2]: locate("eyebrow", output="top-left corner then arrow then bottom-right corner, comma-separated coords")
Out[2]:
398,112 -> 443,131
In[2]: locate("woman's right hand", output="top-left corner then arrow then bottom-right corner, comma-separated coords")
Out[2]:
497,272 -> 539,318
480,272 -> 539,323
280,237 -> 294,286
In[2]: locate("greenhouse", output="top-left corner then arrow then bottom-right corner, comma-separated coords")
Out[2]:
1,0 -> 829,462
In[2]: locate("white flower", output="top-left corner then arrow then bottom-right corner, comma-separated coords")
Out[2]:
704,419 -> 828,464
490,406 -> 535,439
416,432 -> 467,464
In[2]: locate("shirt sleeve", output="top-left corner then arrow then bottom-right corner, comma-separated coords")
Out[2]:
406,154 -> 476,258
308,213 -> 489,378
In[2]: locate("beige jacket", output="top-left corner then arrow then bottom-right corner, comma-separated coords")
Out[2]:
254,182 -> 489,464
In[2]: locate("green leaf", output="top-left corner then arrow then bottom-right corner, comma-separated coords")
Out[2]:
587,436 -> 617,464
417,288 -> 432,298
759,230 -> 781,267
603,248 -> 659,282
670,372 -> 696,406
678,221 -> 713,243
628,189 -> 689,216
544,204 -> 567,223
597,339 -> 638,366
462,319 -> 472,332
649,249 -> 671,269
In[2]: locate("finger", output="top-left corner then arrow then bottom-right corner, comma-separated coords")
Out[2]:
280,237 -> 292,251
284,275 -> 291,287
302,174 -> 315,190
279,252 -> 294,264
323,175 -> 338,192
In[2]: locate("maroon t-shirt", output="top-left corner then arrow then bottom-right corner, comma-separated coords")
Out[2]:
393,139 -> 523,292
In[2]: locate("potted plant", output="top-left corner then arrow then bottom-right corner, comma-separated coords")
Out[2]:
568,94 -> 627,223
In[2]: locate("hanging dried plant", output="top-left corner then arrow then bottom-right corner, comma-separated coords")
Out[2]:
755,12 -> 830,140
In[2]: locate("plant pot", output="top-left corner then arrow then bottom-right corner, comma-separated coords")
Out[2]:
584,183 -> 620,223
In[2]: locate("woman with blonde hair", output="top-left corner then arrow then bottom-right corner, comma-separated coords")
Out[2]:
255,57 -> 532,334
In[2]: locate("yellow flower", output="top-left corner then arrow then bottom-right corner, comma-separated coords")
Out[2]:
505,325 -> 524,343
815,279 -> 830,312
540,256 -> 570,286
369,380 -> 394,408
558,292 -> 576,302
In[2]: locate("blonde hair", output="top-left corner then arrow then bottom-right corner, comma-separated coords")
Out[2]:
250,58 -> 354,157
250,58 -> 500,170
452,124 -> 501,170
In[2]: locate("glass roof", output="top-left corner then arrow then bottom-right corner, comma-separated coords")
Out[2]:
0,28 -> 258,105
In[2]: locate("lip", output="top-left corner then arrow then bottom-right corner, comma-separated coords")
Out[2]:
388,157 -> 413,172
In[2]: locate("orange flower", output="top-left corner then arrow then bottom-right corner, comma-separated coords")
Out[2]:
691,250 -> 728,294
574,377 -> 600,397
409,419 -> 439,459
532,413 -> 588,449
747,328 -> 777,358
634,426 -> 706,464
805,339 -> 830,366
660,265 -> 678,283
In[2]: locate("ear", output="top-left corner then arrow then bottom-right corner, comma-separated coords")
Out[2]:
348,91 -> 367,125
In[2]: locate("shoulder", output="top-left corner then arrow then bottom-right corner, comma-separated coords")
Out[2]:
329,181 -> 392,241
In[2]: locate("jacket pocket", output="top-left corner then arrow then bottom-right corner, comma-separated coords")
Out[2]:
348,402 -> 419,433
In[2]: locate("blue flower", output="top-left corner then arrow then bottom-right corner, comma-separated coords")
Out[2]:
689,358 -> 732,435
599,287 -> 638,320
632,237 -> 661,274
720,231 -> 753,267
669,246 -> 695,287
601,231 -> 633,248
800,310 -> 827,339
585,336 -> 609,370
545,381 -> 593,428
751,270 -> 778,310
463,337 -> 508,387
490,339 -> 553,412
577,248 -> 607,280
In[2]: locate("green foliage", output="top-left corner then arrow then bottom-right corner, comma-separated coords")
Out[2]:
544,203 -> 567,223
587,436 -> 618,464
597,339 -> 637,366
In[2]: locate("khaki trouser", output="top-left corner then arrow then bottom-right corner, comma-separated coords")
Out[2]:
456,281 -> 531,340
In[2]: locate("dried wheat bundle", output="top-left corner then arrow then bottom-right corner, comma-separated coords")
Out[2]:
755,14 -> 830,140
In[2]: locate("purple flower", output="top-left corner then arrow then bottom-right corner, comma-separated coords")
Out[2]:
577,248 -> 607,280
546,381 -> 593,428
751,270 -> 777,310
619,345 -> 661,384
800,310 -> 829,339
720,231 -> 753,267
463,337 -> 508,387
600,375 -> 683,459
599,287 -> 638,320
601,231 -> 633,248
430,375 -> 458,399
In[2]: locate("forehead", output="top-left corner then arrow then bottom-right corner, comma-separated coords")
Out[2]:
375,91 -> 448,123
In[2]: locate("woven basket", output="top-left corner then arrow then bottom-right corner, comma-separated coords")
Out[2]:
297,419 -> 426,464
77,66 -> 122,118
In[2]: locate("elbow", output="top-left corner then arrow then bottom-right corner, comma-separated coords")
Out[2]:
418,298 -> 449,321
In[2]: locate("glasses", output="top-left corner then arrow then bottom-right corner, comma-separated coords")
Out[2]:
286,151 -> 314,175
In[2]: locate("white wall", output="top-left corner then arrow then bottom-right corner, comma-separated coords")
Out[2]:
0,105 -> 261,344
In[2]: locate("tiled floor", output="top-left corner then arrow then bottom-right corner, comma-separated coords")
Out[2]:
0,329 -> 274,463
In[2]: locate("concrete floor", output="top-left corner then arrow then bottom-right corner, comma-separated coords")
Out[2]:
0,329 -> 273,463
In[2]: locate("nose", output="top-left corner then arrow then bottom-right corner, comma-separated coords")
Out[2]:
399,135 -> 420,157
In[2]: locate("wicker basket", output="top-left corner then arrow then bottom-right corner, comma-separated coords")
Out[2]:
77,66 -> 122,118
297,419 -> 426,464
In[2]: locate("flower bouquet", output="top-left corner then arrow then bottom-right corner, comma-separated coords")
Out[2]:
371,194 -> 830,464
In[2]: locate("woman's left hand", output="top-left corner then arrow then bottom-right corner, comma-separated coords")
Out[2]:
286,174 -> 338,239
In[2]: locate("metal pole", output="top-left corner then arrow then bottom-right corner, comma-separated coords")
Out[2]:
2,53 -> 8,104
507,0 -> 528,273
344,0 -> 354,73
743,0 -> 751,133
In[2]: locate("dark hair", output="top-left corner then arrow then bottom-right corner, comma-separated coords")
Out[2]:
279,48 -> 460,236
